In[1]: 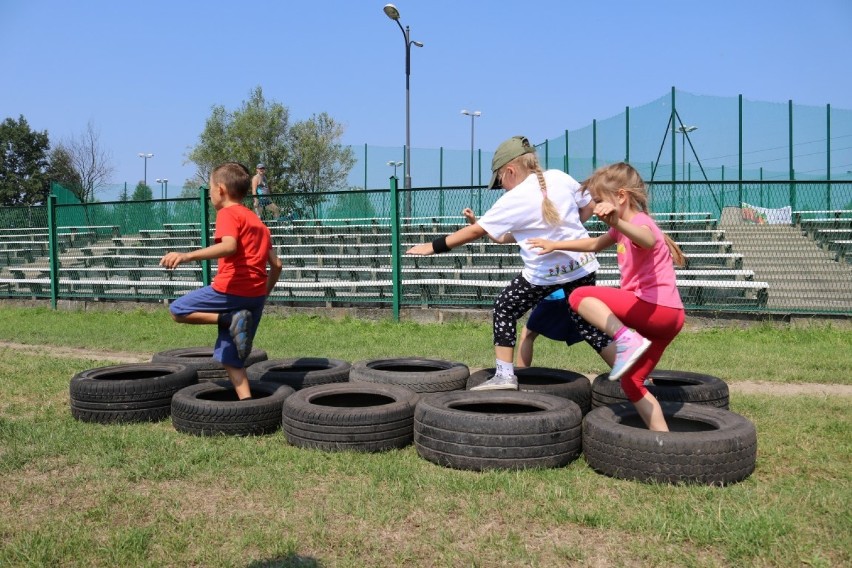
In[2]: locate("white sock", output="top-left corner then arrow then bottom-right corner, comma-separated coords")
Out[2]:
495,358 -> 514,377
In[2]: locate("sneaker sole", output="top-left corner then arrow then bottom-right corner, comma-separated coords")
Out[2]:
469,383 -> 519,391
608,338 -> 652,381
229,311 -> 254,360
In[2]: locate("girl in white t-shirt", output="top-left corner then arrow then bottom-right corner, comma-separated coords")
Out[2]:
406,136 -> 613,390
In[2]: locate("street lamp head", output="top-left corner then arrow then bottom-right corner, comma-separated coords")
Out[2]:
412,40 -> 423,48
138,152 -> 153,158
675,125 -> 698,134
383,4 -> 400,20
156,178 -> 162,183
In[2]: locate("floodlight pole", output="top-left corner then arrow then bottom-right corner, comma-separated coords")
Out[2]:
383,4 -> 423,217
138,153 -> 153,187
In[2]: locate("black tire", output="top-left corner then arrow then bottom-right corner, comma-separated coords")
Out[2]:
582,402 -> 757,485
152,347 -> 268,381
70,404 -> 171,424
414,391 -> 583,471
281,383 -> 420,452
69,363 -> 196,424
247,358 -> 351,389
591,369 -> 730,409
171,381 -> 294,436
349,358 -> 469,393
467,367 -> 592,414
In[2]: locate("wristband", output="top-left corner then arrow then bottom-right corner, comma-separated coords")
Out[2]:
431,235 -> 451,254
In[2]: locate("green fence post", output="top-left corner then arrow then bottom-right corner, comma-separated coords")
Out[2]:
47,194 -> 58,309
671,87 -> 677,211
544,139 -> 549,170
592,119 -> 597,170
199,186 -> 211,286
827,103 -> 831,209
789,100 -> 795,210
738,94 -> 743,207
438,146 -> 445,216
625,106 -> 630,162
390,176 -> 401,322
477,148 -> 482,213
564,129 -> 569,174
364,143 -> 368,190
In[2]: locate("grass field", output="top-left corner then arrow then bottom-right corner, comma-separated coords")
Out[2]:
0,306 -> 850,567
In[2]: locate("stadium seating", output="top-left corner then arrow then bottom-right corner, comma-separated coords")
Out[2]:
0,213 -> 770,308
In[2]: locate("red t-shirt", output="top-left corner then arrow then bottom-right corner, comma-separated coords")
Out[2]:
212,205 -> 272,297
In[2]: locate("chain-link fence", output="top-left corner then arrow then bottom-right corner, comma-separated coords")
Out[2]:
0,179 -> 850,316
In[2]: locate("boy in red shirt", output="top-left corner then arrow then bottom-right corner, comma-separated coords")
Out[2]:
160,162 -> 282,400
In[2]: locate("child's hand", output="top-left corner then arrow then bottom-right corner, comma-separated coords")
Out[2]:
160,252 -> 187,269
462,208 -> 477,225
594,202 -> 618,226
406,243 -> 435,256
527,238 -> 556,255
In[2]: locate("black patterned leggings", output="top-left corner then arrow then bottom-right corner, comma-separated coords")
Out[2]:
492,272 -> 611,352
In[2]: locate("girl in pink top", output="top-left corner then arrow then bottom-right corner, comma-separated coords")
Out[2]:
528,162 -> 686,431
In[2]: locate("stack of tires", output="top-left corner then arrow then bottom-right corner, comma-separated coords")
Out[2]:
68,350 -> 757,486
69,363 -> 196,424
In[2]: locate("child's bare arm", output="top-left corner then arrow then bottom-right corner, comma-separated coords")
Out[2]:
527,234 -> 613,255
266,248 -> 283,295
159,237 -> 237,269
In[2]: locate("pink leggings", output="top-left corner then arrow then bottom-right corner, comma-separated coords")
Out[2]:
569,287 -> 685,402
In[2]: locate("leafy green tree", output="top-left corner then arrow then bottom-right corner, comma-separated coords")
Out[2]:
327,187 -> 378,219
132,182 -> 153,201
0,115 -> 50,205
187,87 -> 356,218
46,145 -> 82,195
288,113 -> 356,219
187,86 -> 289,188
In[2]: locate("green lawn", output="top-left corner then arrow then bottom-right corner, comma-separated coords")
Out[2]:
0,306 -> 850,567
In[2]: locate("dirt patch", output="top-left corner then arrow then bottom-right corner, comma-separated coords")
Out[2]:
2,341 -> 850,397
0,341 -> 149,364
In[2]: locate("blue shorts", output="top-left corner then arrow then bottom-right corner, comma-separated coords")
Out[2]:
526,291 -> 583,346
170,285 -> 267,368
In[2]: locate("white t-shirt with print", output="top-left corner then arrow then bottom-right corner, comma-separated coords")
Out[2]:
476,170 -> 599,286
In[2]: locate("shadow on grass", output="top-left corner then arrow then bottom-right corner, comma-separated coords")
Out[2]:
247,554 -> 323,568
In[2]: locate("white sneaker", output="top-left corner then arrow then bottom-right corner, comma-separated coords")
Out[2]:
470,374 -> 518,391
609,332 -> 652,381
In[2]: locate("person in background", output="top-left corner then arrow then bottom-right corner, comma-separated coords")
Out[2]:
252,163 -> 280,220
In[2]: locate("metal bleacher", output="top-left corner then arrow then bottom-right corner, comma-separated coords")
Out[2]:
0,214 -> 771,309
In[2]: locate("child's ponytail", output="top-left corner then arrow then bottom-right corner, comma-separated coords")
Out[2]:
663,233 -> 686,267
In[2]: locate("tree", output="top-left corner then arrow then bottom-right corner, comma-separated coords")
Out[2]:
187,86 -> 290,189
0,115 -> 50,206
132,182 -> 153,201
61,120 -> 114,202
187,87 -> 356,218
46,145 -> 82,195
287,113 -> 356,219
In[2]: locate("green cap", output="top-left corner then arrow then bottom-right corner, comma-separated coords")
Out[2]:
487,135 -> 536,189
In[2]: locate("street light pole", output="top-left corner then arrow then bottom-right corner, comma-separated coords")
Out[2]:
383,4 -> 423,217
156,178 -> 169,200
387,160 -> 403,179
138,153 -> 153,187
461,110 -> 481,187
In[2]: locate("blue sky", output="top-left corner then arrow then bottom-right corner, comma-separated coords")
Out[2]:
2,0 -> 851,197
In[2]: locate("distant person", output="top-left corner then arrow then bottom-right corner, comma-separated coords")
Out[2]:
528,162 -> 686,431
160,162 -> 283,401
407,135 -> 612,391
252,163 -> 280,220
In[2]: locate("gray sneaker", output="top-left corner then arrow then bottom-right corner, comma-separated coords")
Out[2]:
470,374 -> 518,391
